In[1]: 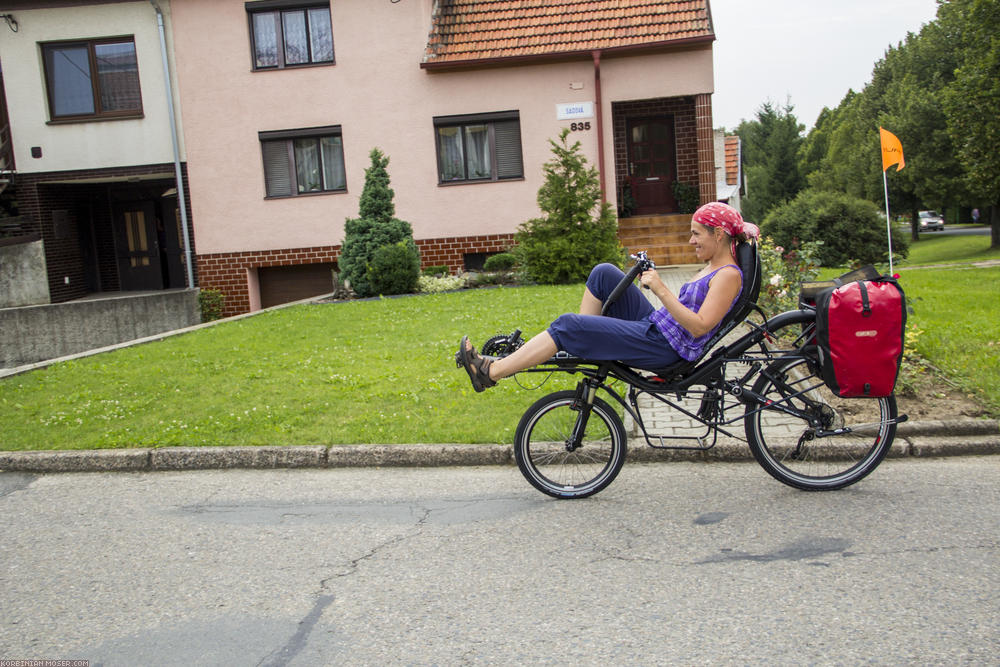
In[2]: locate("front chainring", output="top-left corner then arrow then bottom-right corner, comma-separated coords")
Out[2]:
482,330 -> 525,357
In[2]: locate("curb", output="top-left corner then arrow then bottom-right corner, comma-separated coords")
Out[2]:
0,419 -> 996,474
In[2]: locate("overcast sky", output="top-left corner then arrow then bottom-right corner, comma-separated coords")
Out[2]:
709,0 -> 941,131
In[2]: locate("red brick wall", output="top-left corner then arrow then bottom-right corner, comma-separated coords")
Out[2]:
197,246 -> 341,317
196,233 -> 516,317
417,233 -> 515,274
695,93 -> 717,205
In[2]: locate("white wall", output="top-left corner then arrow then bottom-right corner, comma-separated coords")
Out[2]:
169,0 -> 714,255
0,1 -> 184,173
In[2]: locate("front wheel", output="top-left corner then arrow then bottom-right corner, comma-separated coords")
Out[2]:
744,355 -> 897,491
514,390 -> 627,499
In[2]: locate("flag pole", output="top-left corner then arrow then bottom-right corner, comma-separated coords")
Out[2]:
882,169 -> 894,275
878,126 -> 903,275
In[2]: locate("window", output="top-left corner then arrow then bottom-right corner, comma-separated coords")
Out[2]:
247,1 -> 334,70
260,126 -> 346,197
434,111 -> 523,184
41,38 -> 142,120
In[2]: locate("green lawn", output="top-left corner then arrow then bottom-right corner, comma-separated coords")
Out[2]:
901,265 -> 1000,415
900,230 -> 1000,266
3,237 -> 998,451
0,286 -> 582,450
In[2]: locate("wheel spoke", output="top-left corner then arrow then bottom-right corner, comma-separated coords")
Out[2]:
515,391 -> 626,499
745,354 -> 896,490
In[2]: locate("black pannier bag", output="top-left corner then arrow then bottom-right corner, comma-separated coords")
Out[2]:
810,272 -> 907,398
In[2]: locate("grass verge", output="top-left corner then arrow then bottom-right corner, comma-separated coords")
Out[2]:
901,265 -> 1000,416
0,286 -> 583,450
2,247 -> 997,451
899,229 -> 999,266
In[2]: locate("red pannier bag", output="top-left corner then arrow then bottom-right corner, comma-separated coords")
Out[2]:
814,276 -> 906,397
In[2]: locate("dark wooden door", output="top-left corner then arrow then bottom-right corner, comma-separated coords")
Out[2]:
627,117 -> 678,215
114,201 -> 163,291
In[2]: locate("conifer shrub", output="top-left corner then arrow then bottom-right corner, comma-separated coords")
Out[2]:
513,129 -> 623,283
367,240 -> 421,295
339,148 -> 420,297
483,252 -> 516,272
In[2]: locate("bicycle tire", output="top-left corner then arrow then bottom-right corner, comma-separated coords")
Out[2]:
514,390 -> 627,499
744,353 -> 897,491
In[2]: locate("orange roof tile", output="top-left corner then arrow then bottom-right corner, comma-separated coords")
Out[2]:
423,0 -> 714,67
724,135 -> 740,186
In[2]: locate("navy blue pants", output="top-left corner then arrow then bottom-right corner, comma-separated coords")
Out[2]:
547,264 -> 682,370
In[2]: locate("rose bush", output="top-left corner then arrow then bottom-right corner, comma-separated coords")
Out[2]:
757,237 -> 823,316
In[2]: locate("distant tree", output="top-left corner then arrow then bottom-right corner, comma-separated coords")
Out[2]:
942,0 -> 1000,248
513,129 -> 622,284
735,101 -> 805,222
879,22 -> 968,239
798,103 -> 841,184
339,148 -> 420,297
800,24 -> 966,240
801,91 -> 871,199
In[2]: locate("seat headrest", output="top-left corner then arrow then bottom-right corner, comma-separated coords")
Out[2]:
734,240 -> 761,309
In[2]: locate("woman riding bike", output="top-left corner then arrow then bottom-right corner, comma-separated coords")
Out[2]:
457,202 -> 759,392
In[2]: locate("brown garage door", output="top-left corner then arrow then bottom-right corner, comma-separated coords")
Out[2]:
259,263 -> 335,309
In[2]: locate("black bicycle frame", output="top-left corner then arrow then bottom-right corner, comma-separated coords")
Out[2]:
522,309 -> 819,452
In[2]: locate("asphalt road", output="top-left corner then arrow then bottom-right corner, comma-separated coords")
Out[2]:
2,457 -> 998,665
909,224 -> 990,237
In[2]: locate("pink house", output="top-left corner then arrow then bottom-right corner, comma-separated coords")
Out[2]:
170,0 -> 718,316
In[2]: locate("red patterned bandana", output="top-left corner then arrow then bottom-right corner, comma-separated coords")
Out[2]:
692,202 -> 760,254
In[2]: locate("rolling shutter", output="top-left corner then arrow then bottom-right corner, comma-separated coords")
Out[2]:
258,262 -> 335,309
261,140 -> 292,197
494,120 -> 523,179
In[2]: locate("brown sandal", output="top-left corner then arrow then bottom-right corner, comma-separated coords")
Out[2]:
455,336 -> 497,393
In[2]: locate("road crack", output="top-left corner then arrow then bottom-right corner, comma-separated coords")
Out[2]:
258,503 -> 433,667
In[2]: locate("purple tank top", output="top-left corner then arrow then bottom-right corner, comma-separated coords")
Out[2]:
648,265 -> 742,361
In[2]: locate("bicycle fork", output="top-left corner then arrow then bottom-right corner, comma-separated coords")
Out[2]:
566,377 -> 602,451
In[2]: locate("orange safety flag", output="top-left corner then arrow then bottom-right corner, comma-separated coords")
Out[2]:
880,127 -> 905,172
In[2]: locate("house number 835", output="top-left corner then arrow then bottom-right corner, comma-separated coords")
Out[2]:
570,122 -> 591,131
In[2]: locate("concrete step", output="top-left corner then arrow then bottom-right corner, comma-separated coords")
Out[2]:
618,213 -> 698,265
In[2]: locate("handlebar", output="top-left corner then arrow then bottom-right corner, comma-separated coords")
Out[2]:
600,251 -> 656,316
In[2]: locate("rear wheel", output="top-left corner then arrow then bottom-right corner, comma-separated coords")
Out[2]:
514,390 -> 627,499
744,355 -> 897,491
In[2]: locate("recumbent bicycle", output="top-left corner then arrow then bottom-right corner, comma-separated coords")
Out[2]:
482,243 -> 907,499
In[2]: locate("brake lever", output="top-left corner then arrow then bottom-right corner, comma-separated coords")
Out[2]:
630,251 -> 655,289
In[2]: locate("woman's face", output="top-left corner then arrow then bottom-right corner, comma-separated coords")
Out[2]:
689,222 -> 723,261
